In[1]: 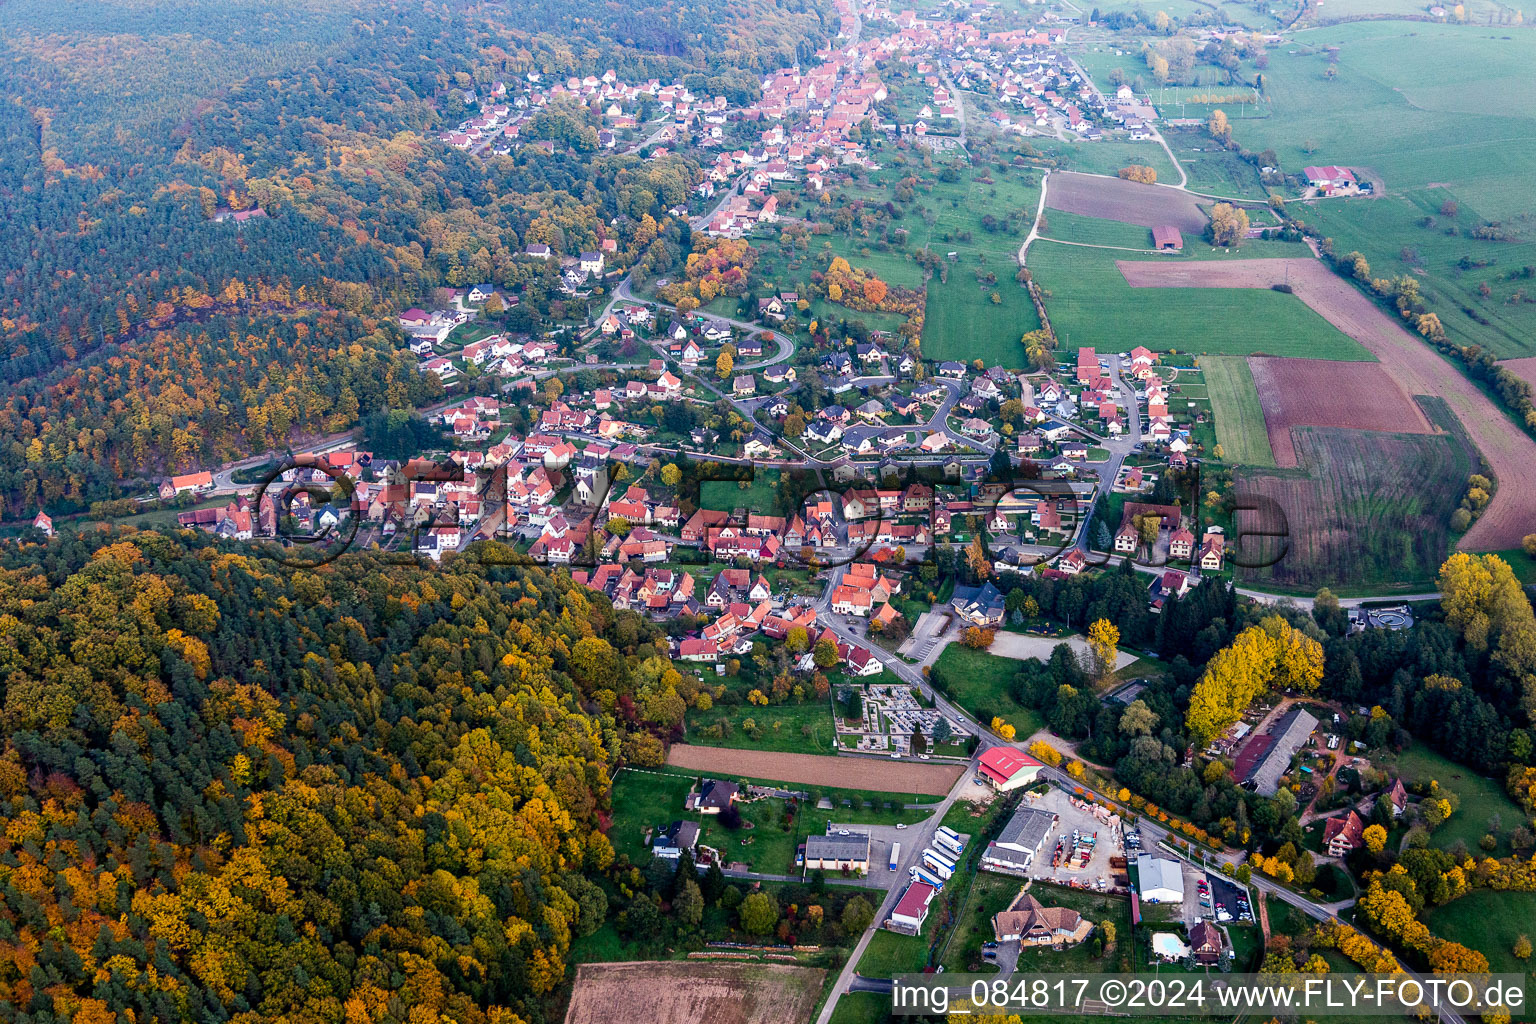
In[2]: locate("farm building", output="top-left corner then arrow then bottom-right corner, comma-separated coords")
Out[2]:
1234,708 -> 1319,796
1303,165 -> 1356,191
1136,855 -> 1184,903
1151,225 -> 1183,251
889,881 -> 937,932
803,832 -> 871,873
977,747 -> 1044,792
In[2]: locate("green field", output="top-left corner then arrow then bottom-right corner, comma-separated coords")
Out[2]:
1040,209 -> 1161,249
702,468 -> 781,515
1211,23 -> 1536,358
1160,126 -> 1275,201
1201,355 -> 1277,467
1233,25 -> 1536,220
939,878 -> 1133,974
686,699 -> 840,754
1291,190 -> 1536,359
1425,891 -> 1536,974
1034,137 -> 1181,184
1377,743 -> 1525,855
923,270 -> 1042,368
857,925 -> 931,977
1029,242 -> 1375,359
930,644 -> 1043,737
826,991 -> 891,1024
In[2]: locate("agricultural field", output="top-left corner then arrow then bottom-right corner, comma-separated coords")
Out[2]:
1030,244 -> 1372,358
1292,191 -> 1536,359
1118,255 -> 1536,549
664,744 -> 963,795
1230,24 -> 1536,220
564,961 -> 826,1024
1425,891 -> 1536,974
1246,356 -> 1432,467
1200,355 -> 1277,467
1040,209 -> 1164,250
1233,408 -> 1480,590
1159,126 -> 1275,201
1033,137 -> 1181,183
1044,171 -> 1210,234
1503,356 -> 1536,390
929,644 -> 1043,737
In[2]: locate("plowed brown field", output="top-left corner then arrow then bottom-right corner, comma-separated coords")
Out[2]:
1118,257 -> 1536,550
1045,171 -> 1209,233
1247,356 -> 1433,467
563,962 -> 825,1024
666,744 -> 962,795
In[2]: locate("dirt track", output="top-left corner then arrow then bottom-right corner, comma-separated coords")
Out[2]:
1045,172 -> 1209,234
667,744 -> 963,795
564,962 -> 825,1024
1118,257 -> 1536,550
1247,356 -> 1434,468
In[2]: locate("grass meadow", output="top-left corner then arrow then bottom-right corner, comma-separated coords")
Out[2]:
1233,24 -> 1536,220
1377,743 -> 1525,855
1201,355 -> 1278,467
1028,241 -> 1375,359
930,644 -> 1043,737
1424,891 -> 1536,974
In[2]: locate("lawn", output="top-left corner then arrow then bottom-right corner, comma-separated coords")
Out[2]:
938,872 -> 1026,973
1377,743 -> 1524,855
608,769 -> 697,865
1488,549 -> 1536,585
827,991 -> 891,1024
922,269 -> 1041,369
1200,355 -> 1277,467
701,468 -> 781,515
929,644 -> 1043,737
1425,891 -> 1536,974
1029,242 -> 1375,359
686,699 -> 840,754
857,925 -> 931,977
941,881 -> 1133,975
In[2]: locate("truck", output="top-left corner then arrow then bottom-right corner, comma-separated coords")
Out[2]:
890,842 -> 900,872
933,832 -> 965,857
912,866 -> 946,891
923,854 -> 955,880
935,826 -> 962,847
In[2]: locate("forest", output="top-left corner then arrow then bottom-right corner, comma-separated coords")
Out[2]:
0,0 -> 831,517
0,525 -> 701,1023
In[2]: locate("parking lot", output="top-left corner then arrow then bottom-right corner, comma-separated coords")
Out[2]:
1028,787 -> 1125,890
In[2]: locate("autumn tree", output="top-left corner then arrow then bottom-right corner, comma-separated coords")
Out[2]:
1209,203 -> 1250,246
716,346 -> 735,378
1118,165 -> 1158,184
1087,618 -> 1120,681
1208,109 -> 1231,143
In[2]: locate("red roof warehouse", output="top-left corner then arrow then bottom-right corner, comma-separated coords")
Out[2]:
977,747 -> 1043,791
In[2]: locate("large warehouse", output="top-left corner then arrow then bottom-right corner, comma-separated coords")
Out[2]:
1137,855 -> 1185,903
977,747 -> 1044,792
